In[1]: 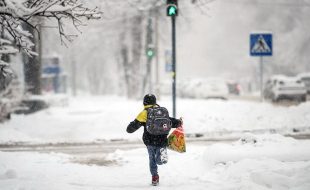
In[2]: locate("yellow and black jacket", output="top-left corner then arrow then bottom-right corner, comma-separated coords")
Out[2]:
126,104 -> 181,147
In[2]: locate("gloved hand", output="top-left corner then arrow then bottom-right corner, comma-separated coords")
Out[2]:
178,117 -> 183,127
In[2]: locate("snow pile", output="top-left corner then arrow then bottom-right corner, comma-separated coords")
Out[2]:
203,133 -> 310,164
199,134 -> 310,190
0,169 -> 17,179
199,158 -> 310,190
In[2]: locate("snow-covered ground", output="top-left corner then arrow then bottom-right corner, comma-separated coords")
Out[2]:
1,95 -> 310,189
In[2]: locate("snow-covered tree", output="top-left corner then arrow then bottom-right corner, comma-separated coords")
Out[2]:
0,0 -> 101,121
0,0 -> 101,54
0,0 -> 101,81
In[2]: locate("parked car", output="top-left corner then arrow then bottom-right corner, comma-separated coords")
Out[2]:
297,72 -> 310,94
227,81 -> 241,95
179,79 -> 200,98
263,75 -> 307,102
190,78 -> 229,100
14,95 -> 49,115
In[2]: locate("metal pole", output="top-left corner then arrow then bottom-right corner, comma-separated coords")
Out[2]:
155,11 -> 160,99
172,15 -> 176,117
260,56 -> 263,101
147,57 -> 152,93
147,17 -> 153,94
142,17 -> 153,96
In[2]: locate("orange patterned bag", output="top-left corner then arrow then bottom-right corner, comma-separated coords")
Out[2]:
167,125 -> 186,153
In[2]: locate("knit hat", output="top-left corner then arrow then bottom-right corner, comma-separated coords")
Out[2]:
143,94 -> 156,105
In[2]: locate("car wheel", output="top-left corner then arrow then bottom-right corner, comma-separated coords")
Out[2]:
6,113 -> 11,120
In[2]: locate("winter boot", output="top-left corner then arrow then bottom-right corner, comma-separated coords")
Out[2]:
152,175 -> 159,186
160,148 -> 168,164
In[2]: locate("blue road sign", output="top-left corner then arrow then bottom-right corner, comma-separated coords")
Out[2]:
250,33 -> 272,56
43,66 -> 60,75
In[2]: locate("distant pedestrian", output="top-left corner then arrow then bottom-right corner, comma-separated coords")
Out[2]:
126,94 -> 182,186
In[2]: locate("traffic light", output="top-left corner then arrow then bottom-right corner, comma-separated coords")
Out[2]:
146,47 -> 155,58
167,0 -> 178,16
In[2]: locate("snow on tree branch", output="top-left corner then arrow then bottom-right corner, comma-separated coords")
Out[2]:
0,0 -> 102,55
0,38 -> 18,54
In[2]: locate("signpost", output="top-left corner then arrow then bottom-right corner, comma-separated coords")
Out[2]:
250,33 -> 273,101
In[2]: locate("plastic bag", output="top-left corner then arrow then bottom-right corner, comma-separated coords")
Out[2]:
167,125 -> 186,153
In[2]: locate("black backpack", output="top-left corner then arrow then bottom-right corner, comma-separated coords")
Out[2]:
146,106 -> 172,135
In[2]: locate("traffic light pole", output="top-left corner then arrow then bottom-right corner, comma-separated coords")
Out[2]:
142,17 -> 153,97
166,0 -> 178,117
172,15 -> 176,118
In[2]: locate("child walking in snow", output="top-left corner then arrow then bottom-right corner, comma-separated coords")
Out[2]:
126,94 -> 182,186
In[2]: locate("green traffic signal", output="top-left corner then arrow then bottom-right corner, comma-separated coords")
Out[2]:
167,5 -> 177,16
168,6 -> 177,16
147,49 -> 154,57
166,0 -> 178,16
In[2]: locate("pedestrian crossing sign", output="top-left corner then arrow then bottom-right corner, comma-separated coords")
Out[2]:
250,33 -> 272,56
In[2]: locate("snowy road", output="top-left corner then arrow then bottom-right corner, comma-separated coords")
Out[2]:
0,139 -> 222,171
1,130 -> 309,153
1,132 -> 309,166
0,138 -> 224,155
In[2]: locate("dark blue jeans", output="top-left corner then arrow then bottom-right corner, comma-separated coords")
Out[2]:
146,145 -> 168,176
